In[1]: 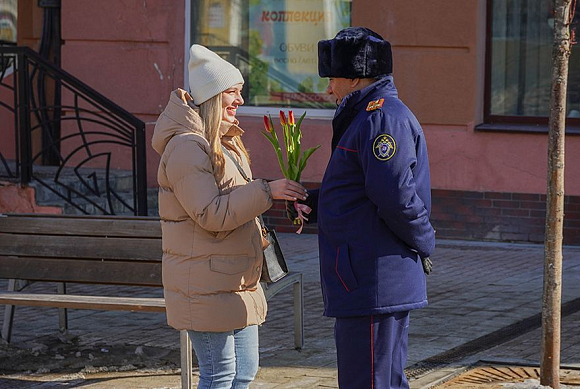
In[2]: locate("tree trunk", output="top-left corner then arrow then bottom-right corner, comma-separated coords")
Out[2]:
540,0 -> 572,388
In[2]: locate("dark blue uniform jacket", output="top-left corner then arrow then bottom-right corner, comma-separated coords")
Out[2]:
310,76 -> 435,317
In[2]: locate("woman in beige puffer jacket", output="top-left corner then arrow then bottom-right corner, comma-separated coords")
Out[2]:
152,45 -> 306,389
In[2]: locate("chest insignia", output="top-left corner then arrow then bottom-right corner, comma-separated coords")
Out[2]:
372,134 -> 396,161
366,98 -> 384,111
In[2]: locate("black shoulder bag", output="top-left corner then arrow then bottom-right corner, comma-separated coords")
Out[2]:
221,146 -> 289,284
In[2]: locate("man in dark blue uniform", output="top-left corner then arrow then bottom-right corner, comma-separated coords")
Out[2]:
290,27 -> 435,388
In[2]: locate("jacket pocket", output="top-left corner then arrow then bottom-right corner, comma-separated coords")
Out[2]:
335,244 -> 359,292
210,256 -> 251,275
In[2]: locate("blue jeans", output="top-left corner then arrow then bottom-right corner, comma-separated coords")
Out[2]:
188,325 -> 259,389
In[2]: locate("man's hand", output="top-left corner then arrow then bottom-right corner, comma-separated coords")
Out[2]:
286,200 -> 298,222
421,257 -> 433,275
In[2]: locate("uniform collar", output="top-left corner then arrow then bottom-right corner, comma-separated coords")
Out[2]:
335,75 -> 396,117
331,76 -> 397,152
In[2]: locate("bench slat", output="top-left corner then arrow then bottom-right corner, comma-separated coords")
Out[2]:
0,256 -> 162,286
0,215 -> 161,237
0,292 -> 166,312
0,235 -> 162,261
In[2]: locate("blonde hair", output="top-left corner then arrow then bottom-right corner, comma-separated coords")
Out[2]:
199,93 -> 250,181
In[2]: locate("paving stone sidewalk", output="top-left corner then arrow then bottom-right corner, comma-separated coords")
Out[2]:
1,235 -> 580,388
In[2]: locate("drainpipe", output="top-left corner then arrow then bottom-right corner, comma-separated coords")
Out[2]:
37,0 -> 62,166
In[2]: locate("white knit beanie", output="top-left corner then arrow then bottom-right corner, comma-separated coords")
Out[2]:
188,45 -> 244,105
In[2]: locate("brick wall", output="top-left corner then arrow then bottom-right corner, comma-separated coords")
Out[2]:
262,185 -> 580,246
430,189 -> 580,245
0,182 -> 62,214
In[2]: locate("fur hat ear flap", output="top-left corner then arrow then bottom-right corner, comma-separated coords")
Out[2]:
318,40 -> 333,78
318,27 -> 393,78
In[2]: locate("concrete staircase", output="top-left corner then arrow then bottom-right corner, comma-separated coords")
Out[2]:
26,165 -> 158,216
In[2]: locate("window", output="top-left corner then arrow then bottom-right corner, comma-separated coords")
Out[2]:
0,0 -> 17,44
485,0 -> 580,123
0,0 -> 17,74
190,0 -> 352,109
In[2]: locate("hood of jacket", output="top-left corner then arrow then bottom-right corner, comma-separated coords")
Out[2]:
152,89 -> 203,156
152,88 -> 244,157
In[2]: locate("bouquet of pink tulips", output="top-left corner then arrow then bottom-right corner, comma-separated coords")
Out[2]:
263,110 -> 320,232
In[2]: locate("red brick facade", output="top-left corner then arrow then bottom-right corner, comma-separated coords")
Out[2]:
262,187 -> 580,245
0,182 -> 62,215
430,190 -> 580,246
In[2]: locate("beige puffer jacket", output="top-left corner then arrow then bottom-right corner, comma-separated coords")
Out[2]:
152,89 -> 273,332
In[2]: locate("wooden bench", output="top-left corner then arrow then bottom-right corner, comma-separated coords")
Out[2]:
0,213 -> 304,389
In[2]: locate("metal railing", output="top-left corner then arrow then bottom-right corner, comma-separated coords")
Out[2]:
0,45 -> 147,215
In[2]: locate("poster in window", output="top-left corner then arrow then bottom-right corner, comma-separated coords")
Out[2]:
249,0 -> 351,108
0,0 -> 17,43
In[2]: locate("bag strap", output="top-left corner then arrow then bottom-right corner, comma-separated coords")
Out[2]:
221,145 -> 269,234
221,146 -> 250,183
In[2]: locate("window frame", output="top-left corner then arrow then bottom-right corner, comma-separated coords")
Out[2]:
481,0 -> 580,133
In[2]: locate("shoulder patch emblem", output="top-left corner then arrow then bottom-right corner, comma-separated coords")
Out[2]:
372,134 -> 396,161
366,98 -> 384,111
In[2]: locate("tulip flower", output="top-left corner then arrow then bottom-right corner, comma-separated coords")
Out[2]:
262,114 -> 286,177
263,115 -> 273,133
262,110 -> 320,232
262,110 -> 319,182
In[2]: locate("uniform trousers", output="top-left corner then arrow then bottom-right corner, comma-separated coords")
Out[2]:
335,311 -> 410,389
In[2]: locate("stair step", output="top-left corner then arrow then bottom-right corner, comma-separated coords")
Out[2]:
39,189 -> 135,215
2,160 -> 158,216
30,166 -> 134,201
35,184 -> 159,216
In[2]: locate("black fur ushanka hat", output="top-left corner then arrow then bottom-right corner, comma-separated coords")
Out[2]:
318,27 -> 393,78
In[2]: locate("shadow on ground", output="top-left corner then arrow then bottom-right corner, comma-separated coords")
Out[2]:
0,333 -> 181,375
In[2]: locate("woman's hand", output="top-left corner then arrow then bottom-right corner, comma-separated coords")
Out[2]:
268,179 -> 308,201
